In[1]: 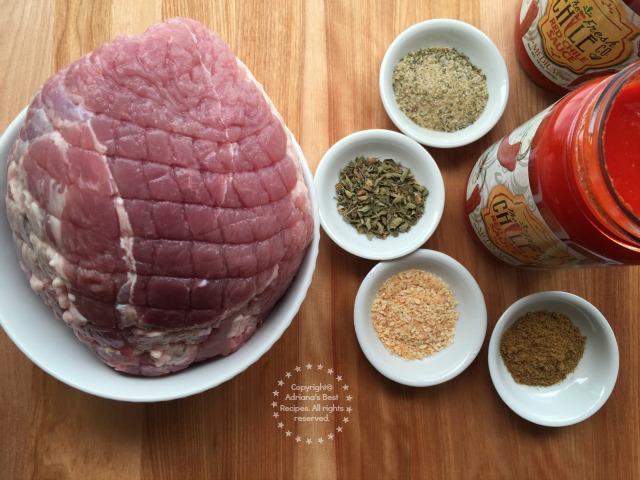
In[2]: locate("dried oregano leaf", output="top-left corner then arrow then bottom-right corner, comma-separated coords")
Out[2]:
334,156 -> 428,240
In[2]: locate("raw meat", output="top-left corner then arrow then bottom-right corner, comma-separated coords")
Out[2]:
4,18 -> 314,376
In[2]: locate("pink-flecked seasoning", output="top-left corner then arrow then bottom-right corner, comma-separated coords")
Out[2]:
371,269 -> 459,360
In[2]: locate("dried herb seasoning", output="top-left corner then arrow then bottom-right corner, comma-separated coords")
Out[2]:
392,46 -> 488,132
500,311 -> 586,387
334,156 -> 428,240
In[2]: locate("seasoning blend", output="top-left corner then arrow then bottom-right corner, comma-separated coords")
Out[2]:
466,62 -> 640,268
392,46 -> 489,131
516,0 -> 640,92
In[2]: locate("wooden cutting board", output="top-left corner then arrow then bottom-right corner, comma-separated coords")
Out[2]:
1,1 -> 638,478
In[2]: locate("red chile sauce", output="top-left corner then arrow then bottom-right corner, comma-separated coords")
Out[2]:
467,63 -> 640,267
603,80 -> 640,215
528,78 -> 640,263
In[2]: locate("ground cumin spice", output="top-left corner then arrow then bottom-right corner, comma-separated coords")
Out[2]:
500,311 -> 586,387
371,269 -> 458,360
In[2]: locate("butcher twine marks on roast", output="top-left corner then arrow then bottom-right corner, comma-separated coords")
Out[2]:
4,18 -> 314,376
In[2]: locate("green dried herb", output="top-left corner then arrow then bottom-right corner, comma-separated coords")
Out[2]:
335,156 -> 428,240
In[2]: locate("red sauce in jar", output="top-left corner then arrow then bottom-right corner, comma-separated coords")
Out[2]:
603,80 -> 640,216
530,67 -> 640,264
529,87 -> 613,263
467,62 -> 640,267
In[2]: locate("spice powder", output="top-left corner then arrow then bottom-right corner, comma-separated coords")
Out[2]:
392,46 -> 488,132
371,269 -> 458,360
500,311 -> 586,387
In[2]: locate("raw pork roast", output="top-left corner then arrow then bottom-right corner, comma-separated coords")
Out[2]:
5,18 -> 314,376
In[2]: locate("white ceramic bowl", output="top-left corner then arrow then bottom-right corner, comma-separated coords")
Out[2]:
0,108 -> 320,402
314,129 -> 445,260
379,18 -> 509,148
354,249 -> 486,386
488,291 -> 619,427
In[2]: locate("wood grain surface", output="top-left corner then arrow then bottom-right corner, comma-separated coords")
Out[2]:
1,1 -> 639,479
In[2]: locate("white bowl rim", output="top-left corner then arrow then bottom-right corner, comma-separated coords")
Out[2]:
0,108 -> 320,402
354,248 -> 487,386
379,18 -> 509,148
315,128 -> 445,260
488,290 -> 619,427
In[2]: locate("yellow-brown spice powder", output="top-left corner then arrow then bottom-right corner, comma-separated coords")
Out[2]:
371,269 -> 459,360
499,311 -> 586,387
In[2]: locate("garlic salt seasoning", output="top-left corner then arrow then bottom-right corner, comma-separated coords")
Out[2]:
392,46 -> 488,132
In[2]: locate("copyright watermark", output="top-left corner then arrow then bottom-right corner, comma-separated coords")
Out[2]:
270,362 -> 354,445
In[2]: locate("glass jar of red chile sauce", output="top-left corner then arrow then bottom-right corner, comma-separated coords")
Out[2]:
466,61 -> 640,268
516,0 -> 640,93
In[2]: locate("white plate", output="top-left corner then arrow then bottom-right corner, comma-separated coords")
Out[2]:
488,291 -> 619,427
0,108 -> 320,402
380,18 -> 509,148
314,129 -> 445,260
354,249 -> 486,386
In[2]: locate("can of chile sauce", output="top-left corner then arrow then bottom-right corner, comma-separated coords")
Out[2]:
516,0 -> 640,93
466,62 -> 640,268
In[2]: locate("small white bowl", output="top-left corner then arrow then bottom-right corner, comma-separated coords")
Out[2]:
379,18 -> 509,148
354,249 -> 486,386
0,109 -> 320,402
314,129 -> 445,260
488,291 -> 619,427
